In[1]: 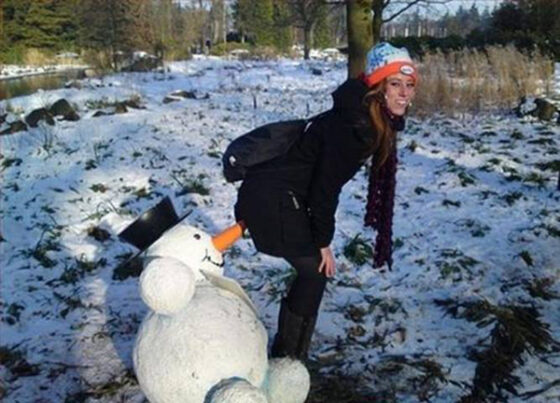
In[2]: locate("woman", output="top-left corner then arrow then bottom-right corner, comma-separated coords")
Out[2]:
234,42 -> 418,360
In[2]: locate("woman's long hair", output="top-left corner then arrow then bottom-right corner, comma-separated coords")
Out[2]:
362,79 -> 399,269
363,81 -> 395,170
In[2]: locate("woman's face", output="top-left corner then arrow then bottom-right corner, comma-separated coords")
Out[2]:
384,73 -> 416,116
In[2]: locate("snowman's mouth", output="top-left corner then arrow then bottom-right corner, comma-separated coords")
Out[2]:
203,249 -> 224,267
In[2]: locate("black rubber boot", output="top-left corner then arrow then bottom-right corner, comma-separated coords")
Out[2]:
271,298 -> 317,360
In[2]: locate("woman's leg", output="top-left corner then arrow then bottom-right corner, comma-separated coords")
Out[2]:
285,254 -> 327,317
271,253 -> 327,360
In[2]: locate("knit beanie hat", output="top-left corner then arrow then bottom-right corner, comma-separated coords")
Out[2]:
363,42 -> 417,88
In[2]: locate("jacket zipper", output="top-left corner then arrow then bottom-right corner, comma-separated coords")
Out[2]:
288,190 -> 300,210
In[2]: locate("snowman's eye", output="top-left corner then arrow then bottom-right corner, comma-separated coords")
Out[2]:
194,234 -> 201,240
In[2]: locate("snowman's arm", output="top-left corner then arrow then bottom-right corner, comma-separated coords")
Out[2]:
200,269 -> 258,315
140,256 -> 196,315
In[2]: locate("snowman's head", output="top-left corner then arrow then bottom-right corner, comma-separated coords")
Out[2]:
145,222 -> 224,281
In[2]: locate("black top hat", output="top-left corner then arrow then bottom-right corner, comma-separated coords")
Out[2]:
119,196 -> 190,252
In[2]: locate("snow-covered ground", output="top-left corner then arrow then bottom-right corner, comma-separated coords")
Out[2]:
1,56 -> 559,402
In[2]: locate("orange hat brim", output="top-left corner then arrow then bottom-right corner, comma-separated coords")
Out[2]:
363,62 -> 418,88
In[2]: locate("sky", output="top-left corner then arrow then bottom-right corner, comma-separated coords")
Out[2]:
176,1 -> 506,15
442,0 -> 504,12
397,0 -> 505,19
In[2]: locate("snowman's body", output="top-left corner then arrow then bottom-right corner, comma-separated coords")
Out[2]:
132,222 -> 309,403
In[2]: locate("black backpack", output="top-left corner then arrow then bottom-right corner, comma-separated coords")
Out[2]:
222,113 -> 327,183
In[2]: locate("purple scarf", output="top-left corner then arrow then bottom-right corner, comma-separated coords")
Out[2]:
364,113 -> 402,270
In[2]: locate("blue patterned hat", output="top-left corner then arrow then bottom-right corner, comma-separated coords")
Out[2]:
364,42 -> 417,87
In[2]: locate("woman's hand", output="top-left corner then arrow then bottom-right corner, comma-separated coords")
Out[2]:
318,246 -> 336,278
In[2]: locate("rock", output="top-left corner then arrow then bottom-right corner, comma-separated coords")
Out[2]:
534,98 -> 557,121
92,110 -> 113,118
0,113 -> 6,125
163,96 -> 180,104
0,120 -> 28,135
163,91 -> 207,104
514,97 -> 559,122
114,103 -> 128,114
64,80 -> 82,89
49,99 -> 80,121
514,96 -> 535,117
171,90 -> 197,99
49,98 -> 71,116
87,226 -> 112,242
25,108 -> 55,128
122,54 -> 161,72
11,120 -> 28,133
123,98 -> 145,109
311,68 -> 323,76
84,69 -> 97,78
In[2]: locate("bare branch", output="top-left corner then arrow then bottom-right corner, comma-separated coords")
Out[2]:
382,0 -> 451,23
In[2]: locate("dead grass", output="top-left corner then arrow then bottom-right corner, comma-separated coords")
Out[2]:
22,48 -> 53,66
16,48 -> 84,67
413,45 -> 555,116
81,49 -> 114,73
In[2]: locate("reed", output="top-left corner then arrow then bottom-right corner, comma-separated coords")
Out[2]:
412,45 -> 555,116
23,48 -> 52,66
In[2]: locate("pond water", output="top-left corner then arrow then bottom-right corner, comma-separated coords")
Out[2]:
0,69 -> 87,100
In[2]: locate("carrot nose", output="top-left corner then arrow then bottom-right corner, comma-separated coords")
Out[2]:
211,221 -> 246,252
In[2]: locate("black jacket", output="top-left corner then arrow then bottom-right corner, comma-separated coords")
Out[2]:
235,79 -> 376,257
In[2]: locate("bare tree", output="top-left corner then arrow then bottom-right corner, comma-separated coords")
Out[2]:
288,0 -> 331,59
375,0 -> 450,41
209,0 -> 227,46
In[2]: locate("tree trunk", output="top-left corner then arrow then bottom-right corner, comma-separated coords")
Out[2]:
372,0 -> 383,43
303,25 -> 313,60
346,0 -> 373,79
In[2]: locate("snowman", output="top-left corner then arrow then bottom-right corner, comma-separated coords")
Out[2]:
119,197 -> 310,403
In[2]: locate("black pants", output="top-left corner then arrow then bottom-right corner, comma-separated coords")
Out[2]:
284,253 -> 328,318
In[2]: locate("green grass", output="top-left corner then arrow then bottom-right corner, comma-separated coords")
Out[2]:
0,346 -> 40,378
436,249 -> 479,280
435,299 -> 558,401
519,250 -> 533,266
343,234 -> 373,266
112,254 -> 143,281
526,277 -> 559,301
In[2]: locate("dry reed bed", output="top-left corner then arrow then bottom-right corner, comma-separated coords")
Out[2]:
413,45 -> 555,116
